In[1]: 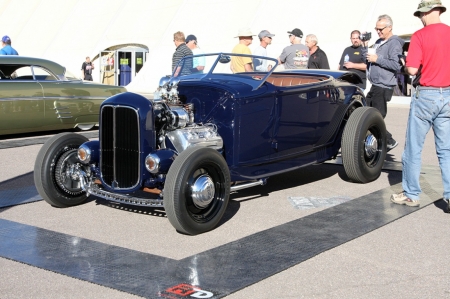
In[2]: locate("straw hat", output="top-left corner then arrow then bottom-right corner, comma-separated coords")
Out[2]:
235,28 -> 255,38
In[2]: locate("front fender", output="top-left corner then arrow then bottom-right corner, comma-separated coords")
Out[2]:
145,149 -> 177,174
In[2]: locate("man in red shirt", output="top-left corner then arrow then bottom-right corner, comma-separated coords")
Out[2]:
391,0 -> 450,212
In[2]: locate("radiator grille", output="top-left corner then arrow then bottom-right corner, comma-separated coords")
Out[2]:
100,105 -> 140,189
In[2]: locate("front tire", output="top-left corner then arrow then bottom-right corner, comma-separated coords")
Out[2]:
34,133 -> 89,207
164,147 -> 230,235
341,107 -> 386,183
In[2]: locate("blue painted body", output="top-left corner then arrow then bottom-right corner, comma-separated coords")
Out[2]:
87,68 -> 365,193
175,72 -> 364,181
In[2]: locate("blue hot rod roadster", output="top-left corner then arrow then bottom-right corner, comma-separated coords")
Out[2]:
34,53 -> 386,235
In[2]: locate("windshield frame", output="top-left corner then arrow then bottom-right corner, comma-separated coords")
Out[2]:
172,52 -> 279,91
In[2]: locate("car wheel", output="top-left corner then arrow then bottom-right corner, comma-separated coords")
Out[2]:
341,107 -> 386,183
76,123 -> 95,131
34,133 -> 89,207
164,147 -> 230,235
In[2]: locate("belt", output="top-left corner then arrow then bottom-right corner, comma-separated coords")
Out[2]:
418,85 -> 450,90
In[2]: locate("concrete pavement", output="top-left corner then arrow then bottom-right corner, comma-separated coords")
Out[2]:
0,103 -> 449,299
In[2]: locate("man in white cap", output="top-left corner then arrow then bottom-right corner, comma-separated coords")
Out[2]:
253,30 -> 275,71
391,0 -> 450,211
231,28 -> 255,73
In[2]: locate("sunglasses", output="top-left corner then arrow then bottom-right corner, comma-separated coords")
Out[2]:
374,26 -> 387,32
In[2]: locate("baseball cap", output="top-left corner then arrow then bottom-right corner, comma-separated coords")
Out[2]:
258,30 -> 275,39
414,0 -> 446,16
185,34 -> 197,44
1,35 -> 11,43
287,28 -> 303,38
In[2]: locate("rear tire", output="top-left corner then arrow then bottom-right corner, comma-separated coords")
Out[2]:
34,133 -> 89,207
341,107 -> 386,183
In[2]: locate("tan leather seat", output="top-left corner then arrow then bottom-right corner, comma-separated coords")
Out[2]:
266,76 -> 320,87
266,77 -> 284,86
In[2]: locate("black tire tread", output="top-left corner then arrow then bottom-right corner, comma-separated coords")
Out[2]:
164,147 -> 230,235
342,107 -> 386,183
34,133 -> 89,207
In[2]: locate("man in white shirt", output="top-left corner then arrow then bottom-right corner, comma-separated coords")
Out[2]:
253,30 -> 275,71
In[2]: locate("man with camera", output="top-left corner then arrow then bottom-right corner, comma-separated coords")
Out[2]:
338,30 -> 367,89
361,14 -> 404,152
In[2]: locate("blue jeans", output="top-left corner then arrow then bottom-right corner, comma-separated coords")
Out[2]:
402,86 -> 450,200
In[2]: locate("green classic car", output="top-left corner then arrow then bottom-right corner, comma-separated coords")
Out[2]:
0,56 -> 126,136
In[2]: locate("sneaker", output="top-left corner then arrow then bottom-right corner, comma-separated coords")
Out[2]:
444,198 -> 450,213
390,192 -> 420,207
387,139 -> 398,152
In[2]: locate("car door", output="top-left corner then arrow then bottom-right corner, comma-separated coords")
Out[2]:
0,66 -> 45,135
236,91 -> 275,165
272,87 -> 321,157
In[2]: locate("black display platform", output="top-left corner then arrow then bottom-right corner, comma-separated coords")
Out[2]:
0,163 -> 443,298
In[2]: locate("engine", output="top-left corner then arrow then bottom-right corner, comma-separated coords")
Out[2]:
153,77 -> 223,153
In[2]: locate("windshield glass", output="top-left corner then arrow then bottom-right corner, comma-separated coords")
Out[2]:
64,69 -> 82,81
172,53 -> 278,90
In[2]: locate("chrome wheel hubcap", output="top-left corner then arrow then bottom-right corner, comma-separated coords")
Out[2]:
191,174 -> 215,209
364,133 -> 378,159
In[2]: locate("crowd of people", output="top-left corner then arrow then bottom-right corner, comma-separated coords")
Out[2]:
170,28 -> 325,76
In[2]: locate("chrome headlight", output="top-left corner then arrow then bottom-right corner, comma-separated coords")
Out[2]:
145,154 -> 160,173
77,145 -> 92,164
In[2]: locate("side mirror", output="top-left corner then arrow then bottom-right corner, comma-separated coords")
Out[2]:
219,55 -> 231,64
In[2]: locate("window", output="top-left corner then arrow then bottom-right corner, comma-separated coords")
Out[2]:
14,66 -> 34,80
33,66 -> 58,81
13,65 -> 58,81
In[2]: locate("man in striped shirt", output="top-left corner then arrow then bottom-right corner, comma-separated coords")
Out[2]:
172,31 -> 193,77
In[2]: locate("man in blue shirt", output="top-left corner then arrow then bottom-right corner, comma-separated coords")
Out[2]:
0,36 -> 18,55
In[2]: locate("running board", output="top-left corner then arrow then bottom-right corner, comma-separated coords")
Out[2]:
230,179 -> 267,192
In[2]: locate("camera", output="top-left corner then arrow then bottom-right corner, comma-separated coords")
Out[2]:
360,32 -> 371,42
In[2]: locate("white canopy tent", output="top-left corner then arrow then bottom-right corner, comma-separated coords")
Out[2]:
0,0 -> 447,94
